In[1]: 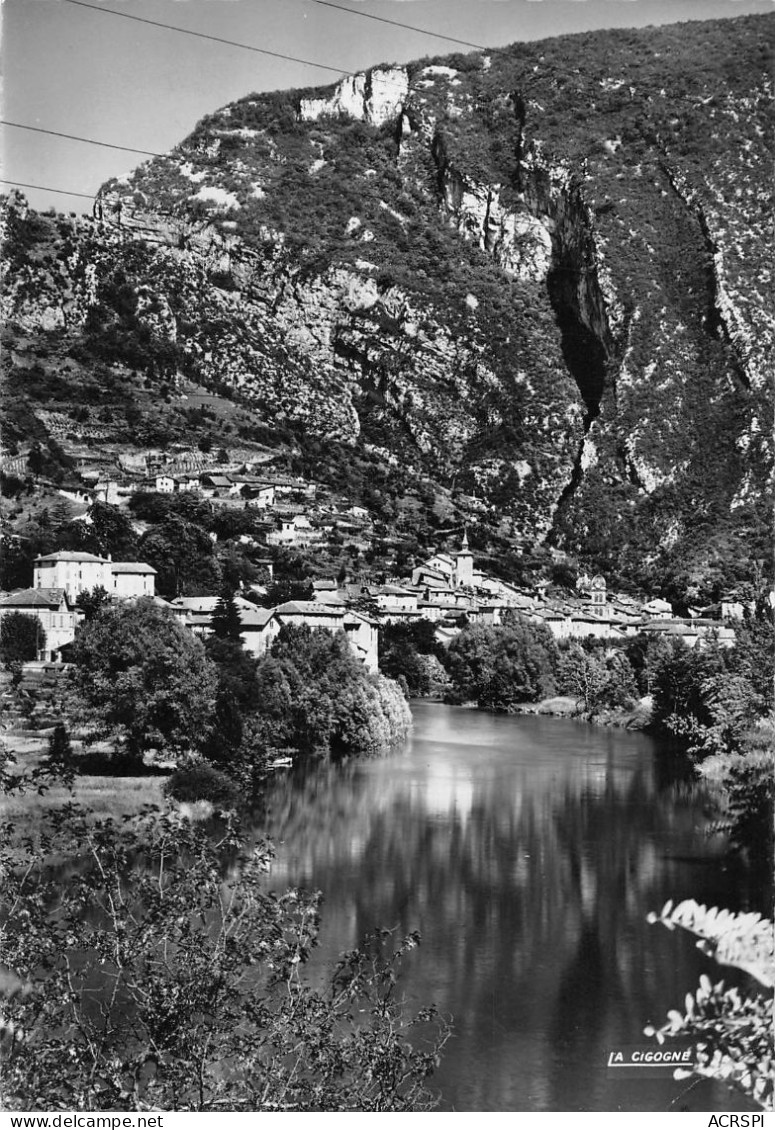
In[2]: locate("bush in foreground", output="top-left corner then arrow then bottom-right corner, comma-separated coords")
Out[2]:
164,760 -> 240,809
1,810 -> 449,1112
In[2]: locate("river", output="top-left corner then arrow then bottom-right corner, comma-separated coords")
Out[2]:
260,703 -> 762,1113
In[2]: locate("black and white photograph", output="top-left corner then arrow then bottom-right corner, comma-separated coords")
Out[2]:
1,0 -> 773,1117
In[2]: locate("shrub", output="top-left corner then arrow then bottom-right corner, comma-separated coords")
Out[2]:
1,809 -> 450,1111
164,760 -> 239,809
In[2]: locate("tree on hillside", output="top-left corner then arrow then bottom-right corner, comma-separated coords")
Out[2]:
70,502 -> 139,561
0,613 -> 44,668
0,538 -> 39,592
69,599 -> 217,768
211,586 -> 243,641
139,517 -> 221,598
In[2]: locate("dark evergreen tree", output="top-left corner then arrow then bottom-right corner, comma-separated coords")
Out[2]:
211,586 -> 243,641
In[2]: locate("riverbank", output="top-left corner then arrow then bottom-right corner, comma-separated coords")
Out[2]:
514,693 -> 654,730
420,694 -> 655,731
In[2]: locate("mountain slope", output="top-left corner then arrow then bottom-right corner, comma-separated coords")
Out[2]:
3,14 -> 773,594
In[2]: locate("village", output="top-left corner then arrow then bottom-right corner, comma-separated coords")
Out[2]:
0,447 -> 740,669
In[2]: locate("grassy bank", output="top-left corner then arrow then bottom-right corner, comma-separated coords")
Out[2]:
2,733 -> 167,846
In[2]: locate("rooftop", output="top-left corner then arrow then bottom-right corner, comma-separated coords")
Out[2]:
35,551 -> 106,564
0,587 -> 69,608
274,601 -> 345,618
110,562 -> 157,574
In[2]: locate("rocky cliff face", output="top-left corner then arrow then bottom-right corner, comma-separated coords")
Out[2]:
3,14 -> 772,588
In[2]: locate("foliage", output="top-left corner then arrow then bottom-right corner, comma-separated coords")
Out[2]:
73,502 -> 139,561
556,642 -> 638,714
650,639 -> 730,753
378,620 -> 443,698
3,12 -> 773,595
0,612 -> 44,667
68,599 -> 217,767
199,634 -> 259,765
251,625 -> 411,761
163,760 -> 240,809
652,627 -> 771,758
259,578 -> 314,608
139,517 -> 221,599
42,722 -> 76,790
701,735 -> 775,872
211,586 -> 243,641
443,614 -> 557,708
75,585 -> 112,623
0,810 -> 450,1111
646,899 -> 774,1110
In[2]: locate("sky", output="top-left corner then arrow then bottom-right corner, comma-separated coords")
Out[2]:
2,0 -> 772,214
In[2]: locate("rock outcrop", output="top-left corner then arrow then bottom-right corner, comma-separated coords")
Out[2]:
3,14 -> 772,586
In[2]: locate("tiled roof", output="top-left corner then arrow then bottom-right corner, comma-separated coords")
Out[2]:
239,607 -> 275,628
110,562 -> 157,574
35,551 -> 106,563
173,596 -> 220,612
274,601 -> 345,617
0,587 -> 68,608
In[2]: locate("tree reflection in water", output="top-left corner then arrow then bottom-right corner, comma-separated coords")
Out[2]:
257,704 -> 762,1113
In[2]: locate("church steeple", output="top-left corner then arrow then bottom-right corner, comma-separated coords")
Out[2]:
454,529 -> 473,587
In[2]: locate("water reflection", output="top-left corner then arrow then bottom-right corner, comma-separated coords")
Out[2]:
258,704 -> 762,1112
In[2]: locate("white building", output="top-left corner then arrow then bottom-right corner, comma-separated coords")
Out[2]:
0,588 -> 79,660
34,551 -> 109,601
109,562 -> 157,599
33,550 -> 156,602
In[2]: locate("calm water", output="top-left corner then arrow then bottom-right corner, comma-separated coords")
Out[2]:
259,703 -> 762,1113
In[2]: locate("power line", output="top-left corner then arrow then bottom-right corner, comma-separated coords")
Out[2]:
1,120 -> 163,158
5,2 -> 490,203
312,1 -> 485,52
0,179 -> 95,201
63,0 -> 347,76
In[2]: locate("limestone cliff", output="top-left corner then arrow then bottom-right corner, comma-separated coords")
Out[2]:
3,13 -> 772,589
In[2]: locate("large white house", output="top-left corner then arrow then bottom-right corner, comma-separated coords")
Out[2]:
34,550 -> 156,601
0,549 -> 160,659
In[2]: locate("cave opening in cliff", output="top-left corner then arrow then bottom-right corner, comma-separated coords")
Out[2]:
547,266 -> 607,425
